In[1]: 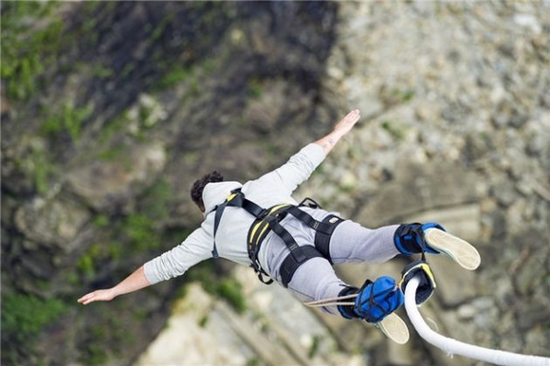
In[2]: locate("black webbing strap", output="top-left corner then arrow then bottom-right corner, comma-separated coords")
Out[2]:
212,200 -> 231,258
213,189 -> 264,258
248,204 -> 291,252
213,189 -> 275,283
266,215 -> 324,287
285,207 -> 345,264
213,189 -> 345,287
314,214 -> 345,264
247,204 -> 291,285
279,246 -> 324,287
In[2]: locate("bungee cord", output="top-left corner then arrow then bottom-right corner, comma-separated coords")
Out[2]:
404,276 -> 550,366
304,293 -> 358,307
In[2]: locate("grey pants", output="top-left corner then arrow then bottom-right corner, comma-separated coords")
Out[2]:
261,207 -> 400,315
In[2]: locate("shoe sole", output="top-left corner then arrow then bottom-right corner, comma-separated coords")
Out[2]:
374,313 -> 410,344
424,228 -> 481,270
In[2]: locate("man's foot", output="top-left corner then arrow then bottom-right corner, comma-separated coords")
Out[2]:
373,313 -> 410,344
424,228 -> 481,270
306,281 -> 409,344
394,223 -> 481,270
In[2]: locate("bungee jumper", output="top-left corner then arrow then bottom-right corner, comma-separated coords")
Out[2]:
78,109 -> 481,343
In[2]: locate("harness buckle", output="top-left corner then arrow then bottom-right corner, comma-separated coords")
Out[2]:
298,197 -> 322,209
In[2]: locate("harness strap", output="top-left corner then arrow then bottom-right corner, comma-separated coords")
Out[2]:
286,207 -> 345,264
212,199 -> 231,258
279,245 -> 324,287
258,214 -> 323,286
247,204 -> 291,285
213,188 -> 344,287
213,190 -> 261,256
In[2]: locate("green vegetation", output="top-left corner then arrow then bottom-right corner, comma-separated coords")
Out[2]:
26,143 -> 57,194
120,62 -> 136,80
157,65 -> 196,90
41,103 -> 94,142
1,1 -> 65,100
93,214 -> 109,228
246,357 -> 262,366
150,13 -> 175,41
96,111 -> 129,144
81,341 -> 109,366
216,278 -> 247,313
140,178 -> 173,221
2,292 -> 68,363
386,87 -> 415,103
247,77 -> 264,99
76,212 -> 161,282
77,243 -> 102,279
75,208 -> 175,365
122,213 -> 161,251
119,178 -> 175,251
97,145 -> 130,164
308,335 -> 322,359
11,140 -> 58,194
76,178 -> 175,281
381,119 -> 405,141
78,302 -> 134,366
91,64 -> 114,79
97,96 -> 166,148
186,262 -> 248,314
379,86 -> 416,108
4,2 -> 250,364
400,88 -> 415,102
198,314 -> 209,328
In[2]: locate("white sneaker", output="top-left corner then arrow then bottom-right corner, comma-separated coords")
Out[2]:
424,228 -> 481,270
374,312 -> 410,344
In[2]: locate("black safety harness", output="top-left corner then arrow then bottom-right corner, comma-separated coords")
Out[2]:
212,188 -> 345,287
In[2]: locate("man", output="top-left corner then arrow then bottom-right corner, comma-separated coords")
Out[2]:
78,109 -> 480,341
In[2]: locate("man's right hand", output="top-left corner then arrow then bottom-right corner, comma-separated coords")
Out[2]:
332,109 -> 361,137
78,288 -> 115,305
315,109 -> 361,154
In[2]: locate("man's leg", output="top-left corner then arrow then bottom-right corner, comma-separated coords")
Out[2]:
284,256 -> 404,322
262,226 -> 349,314
264,228 -> 396,316
285,257 -> 348,315
262,223 -> 404,323
328,219 -> 480,270
328,221 -> 401,264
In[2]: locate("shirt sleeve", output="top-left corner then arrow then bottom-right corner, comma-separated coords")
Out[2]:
254,143 -> 326,195
143,226 -> 213,285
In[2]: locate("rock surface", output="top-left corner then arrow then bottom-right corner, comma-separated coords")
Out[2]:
1,2 -> 549,366
140,2 -> 550,365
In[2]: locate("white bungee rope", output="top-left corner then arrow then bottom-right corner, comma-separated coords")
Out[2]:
404,276 -> 550,366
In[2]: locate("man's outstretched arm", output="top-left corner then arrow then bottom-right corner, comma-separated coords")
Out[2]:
77,265 -> 150,305
315,109 -> 361,154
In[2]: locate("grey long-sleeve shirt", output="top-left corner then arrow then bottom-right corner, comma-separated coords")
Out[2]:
143,143 -> 326,284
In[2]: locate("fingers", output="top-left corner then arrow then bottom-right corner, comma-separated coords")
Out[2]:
347,109 -> 361,119
77,291 -> 100,305
77,293 -> 94,305
334,109 -> 361,134
341,109 -> 360,124
77,289 -> 113,305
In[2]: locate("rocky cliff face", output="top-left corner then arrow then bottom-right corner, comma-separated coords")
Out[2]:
2,2 -> 549,366
304,2 -> 550,364
2,2 -> 339,365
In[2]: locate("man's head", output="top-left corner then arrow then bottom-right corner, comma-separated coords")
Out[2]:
190,170 -> 224,212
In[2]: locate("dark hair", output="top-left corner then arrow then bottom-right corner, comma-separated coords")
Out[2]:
190,170 -> 224,210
